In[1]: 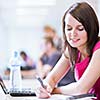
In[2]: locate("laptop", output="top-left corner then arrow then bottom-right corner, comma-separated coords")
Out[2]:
0,76 -> 36,97
0,76 -> 96,99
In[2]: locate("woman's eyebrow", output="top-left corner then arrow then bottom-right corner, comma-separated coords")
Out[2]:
77,25 -> 83,27
66,24 -> 71,27
66,24 -> 83,27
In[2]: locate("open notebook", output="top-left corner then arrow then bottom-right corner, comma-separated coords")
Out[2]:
0,76 -> 36,97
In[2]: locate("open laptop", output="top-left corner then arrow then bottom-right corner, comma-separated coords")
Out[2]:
0,76 -> 96,99
0,76 -> 36,97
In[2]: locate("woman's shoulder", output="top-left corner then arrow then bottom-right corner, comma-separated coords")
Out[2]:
63,47 -> 70,59
93,41 -> 100,52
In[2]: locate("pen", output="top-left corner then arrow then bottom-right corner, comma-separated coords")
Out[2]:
36,76 -> 51,97
36,76 -> 45,88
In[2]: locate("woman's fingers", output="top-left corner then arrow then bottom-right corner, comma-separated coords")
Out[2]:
34,78 -> 52,98
35,86 -> 51,98
43,80 -> 52,93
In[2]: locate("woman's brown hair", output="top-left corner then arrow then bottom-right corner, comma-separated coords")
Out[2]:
62,2 -> 99,68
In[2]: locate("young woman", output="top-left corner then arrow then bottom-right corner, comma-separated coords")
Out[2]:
35,2 -> 100,100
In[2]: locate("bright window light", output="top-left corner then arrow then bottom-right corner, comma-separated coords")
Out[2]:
16,8 -> 48,15
16,15 -> 45,27
17,0 -> 56,7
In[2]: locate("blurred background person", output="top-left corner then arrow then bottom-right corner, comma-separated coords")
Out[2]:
43,25 -> 63,53
20,51 -> 36,70
20,51 -> 37,78
37,37 -> 61,79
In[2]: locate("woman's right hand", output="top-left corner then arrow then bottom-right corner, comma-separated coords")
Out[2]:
35,79 -> 52,99
35,86 -> 51,98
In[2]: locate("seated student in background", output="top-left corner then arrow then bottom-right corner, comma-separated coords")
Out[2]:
37,37 -> 61,79
19,51 -> 37,78
5,51 -> 37,78
35,2 -> 100,100
20,51 -> 36,70
43,25 -> 62,53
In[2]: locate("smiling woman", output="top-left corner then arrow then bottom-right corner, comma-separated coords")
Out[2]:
0,1 -> 99,93
35,2 -> 100,100
64,14 -> 88,49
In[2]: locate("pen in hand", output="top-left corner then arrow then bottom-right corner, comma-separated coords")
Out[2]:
35,76 -> 51,97
36,76 -> 46,89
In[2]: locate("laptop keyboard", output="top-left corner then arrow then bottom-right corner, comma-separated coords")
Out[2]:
9,91 -> 36,97
9,88 -> 36,96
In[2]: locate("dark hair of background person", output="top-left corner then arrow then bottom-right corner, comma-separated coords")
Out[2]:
20,51 -> 27,57
62,2 -> 99,68
43,36 -> 55,48
44,25 -> 56,34
20,51 -> 28,61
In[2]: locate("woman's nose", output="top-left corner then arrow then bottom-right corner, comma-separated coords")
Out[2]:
70,29 -> 77,38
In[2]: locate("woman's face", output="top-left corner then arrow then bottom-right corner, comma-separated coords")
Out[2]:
65,14 -> 88,50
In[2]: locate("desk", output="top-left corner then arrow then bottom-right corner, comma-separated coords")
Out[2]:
0,79 -> 94,100
0,93 -> 94,100
0,94 -> 65,100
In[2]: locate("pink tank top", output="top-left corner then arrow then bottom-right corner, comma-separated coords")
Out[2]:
75,41 -> 100,100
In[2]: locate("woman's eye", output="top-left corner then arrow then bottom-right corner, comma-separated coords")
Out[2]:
66,27 -> 72,31
78,27 -> 84,31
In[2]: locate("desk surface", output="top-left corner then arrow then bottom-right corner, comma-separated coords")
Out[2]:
0,94 -> 93,100
0,79 -> 93,100
0,94 -> 95,100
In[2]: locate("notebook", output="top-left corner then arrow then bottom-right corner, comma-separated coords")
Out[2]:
0,76 -> 36,97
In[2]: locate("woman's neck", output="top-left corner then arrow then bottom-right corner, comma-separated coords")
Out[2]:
78,46 -> 89,60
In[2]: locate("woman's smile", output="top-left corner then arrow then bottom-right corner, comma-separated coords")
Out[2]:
70,38 -> 80,43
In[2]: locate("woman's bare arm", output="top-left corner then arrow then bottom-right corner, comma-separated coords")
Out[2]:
45,52 -> 70,91
53,49 -> 100,95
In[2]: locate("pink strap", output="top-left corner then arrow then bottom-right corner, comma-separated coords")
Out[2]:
93,41 -> 100,52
